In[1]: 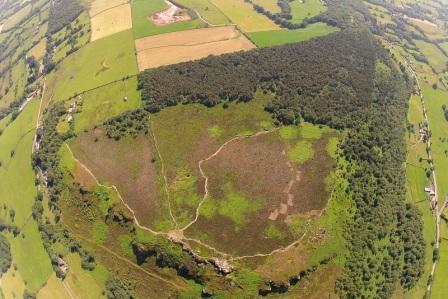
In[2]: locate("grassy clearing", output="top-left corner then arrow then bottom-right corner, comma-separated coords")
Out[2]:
415,40 -> 447,73
46,29 -> 137,103
135,26 -> 255,70
421,83 -> 448,204
90,4 -> 132,41
0,100 -> 52,293
131,0 -> 204,39
176,0 -> 230,25
64,253 -> 108,299
288,140 -> 314,163
248,22 -> 338,47
290,0 -> 326,23
210,0 -> 280,32
74,77 -> 141,133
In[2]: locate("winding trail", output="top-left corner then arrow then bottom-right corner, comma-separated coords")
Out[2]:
148,122 -> 179,228
64,143 -> 167,236
65,127 -> 312,265
180,128 -> 279,232
74,233 -> 186,290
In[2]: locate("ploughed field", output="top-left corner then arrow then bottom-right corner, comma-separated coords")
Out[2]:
68,92 -> 339,257
135,26 -> 255,70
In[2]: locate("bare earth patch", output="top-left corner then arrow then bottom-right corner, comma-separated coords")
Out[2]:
90,3 -> 132,41
135,26 -> 255,70
150,0 -> 191,26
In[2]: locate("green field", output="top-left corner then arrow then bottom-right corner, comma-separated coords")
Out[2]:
290,0 -> 327,23
46,29 -> 137,103
0,59 -> 27,109
432,237 -> 448,299
52,11 -> 90,64
73,77 -> 141,133
210,0 -> 280,32
131,0 -> 204,39
415,40 -> 447,73
421,83 -> 448,204
248,22 -> 338,47
400,95 -> 436,299
440,42 -> 448,53
176,0 -> 230,25
0,100 -> 53,294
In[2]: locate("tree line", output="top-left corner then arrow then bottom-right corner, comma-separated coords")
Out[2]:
137,21 -> 424,298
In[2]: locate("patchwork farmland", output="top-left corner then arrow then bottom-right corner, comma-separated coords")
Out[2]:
2,0 -> 421,298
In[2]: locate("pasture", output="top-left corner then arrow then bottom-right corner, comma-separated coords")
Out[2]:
45,29 -> 137,103
52,11 -> 90,63
210,0 -> 280,32
0,100 -> 52,294
135,26 -> 255,70
248,22 -> 338,47
73,77 -> 141,133
132,0 -> 203,39
0,59 -> 27,109
176,0 -> 230,25
2,4 -> 31,31
421,83 -> 448,204
290,0 -> 326,23
401,95 -> 436,299
415,40 -> 447,73
408,17 -> 445,40
90,4 -> 132,41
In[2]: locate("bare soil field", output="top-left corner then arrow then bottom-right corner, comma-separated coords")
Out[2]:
184,130 -> 336,256
90,3 -> 132,41
69,128 -> 172,229
150,0 -> 191,25
135,26 -> 255,70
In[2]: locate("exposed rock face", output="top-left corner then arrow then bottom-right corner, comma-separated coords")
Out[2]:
211,258 -> 233,274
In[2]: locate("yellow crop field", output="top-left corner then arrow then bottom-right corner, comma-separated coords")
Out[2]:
36,274 -> 71,299
28,39 -> 47,60
210,0 -> 280,32
135,26 -> 255,70
253,0 -> 280,13
89,0 -> 129,17
90,4 -> 132,41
